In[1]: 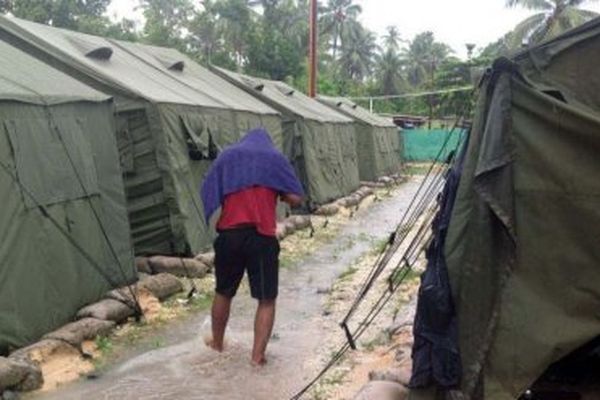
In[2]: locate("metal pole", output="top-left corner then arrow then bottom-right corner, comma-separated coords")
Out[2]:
308,0 -> 318,98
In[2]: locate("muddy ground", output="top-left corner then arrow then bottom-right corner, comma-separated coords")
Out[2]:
26,178 -> 423,400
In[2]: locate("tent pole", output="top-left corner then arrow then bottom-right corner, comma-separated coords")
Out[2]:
308,0 -> 318,98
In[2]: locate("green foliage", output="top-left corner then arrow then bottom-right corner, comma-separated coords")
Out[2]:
4,0 -> 137,39
245,0 -> 308,80
4,0 -> 479,118
95,335 -> 113,355
141,0 -> 194,49
502,0 -> 598,53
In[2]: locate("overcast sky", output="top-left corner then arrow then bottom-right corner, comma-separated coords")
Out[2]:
108,0 -> 600,59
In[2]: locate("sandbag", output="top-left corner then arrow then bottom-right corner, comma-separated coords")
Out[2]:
194,252 -> 215,269
340,195 -> 360,208
147,256 -> 209,279
0,357 -> 42,392
291,215 -> 311,230
357,186 -> 374,198
369,366 -> 412,387
77,299 -> 134,322
378,176 -> 395,186
135,257 -> 152,274
137,273 -> 183,301
276,223 -> 288,240
104,285 -> 138,305
360,181 -> 386,189
314,204 -> 339,216
283,220 -> 296,235
43,319 -> 115,347
354,381 -> 408,400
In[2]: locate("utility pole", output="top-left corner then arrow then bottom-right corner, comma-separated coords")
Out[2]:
308,0 -> 318,98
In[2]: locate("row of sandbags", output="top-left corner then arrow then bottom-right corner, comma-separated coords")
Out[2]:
0,273 -> 184,393
135,255 -> 213,279
360,173 -> 406,189
314,185 -> 375,217
276,215 -> 313,240
315,174 -> 405,217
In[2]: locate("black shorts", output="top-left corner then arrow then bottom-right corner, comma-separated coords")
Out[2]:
213,227 -> 280,300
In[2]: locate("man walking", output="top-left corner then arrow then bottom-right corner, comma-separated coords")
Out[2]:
201,128 -> 304,366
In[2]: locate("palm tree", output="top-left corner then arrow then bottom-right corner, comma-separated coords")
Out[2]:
320,0 -> 362,59
214,0 -> 255,66
403,31 -> 452,88
507,0 -> 598,46
188,0 -> 222,64
376,49 -> 405,95
383,26 -> 402,53
338,25 -> 378,81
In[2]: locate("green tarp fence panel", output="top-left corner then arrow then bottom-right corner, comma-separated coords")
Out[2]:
402,128 -> 462,162
0,39 -> 135,350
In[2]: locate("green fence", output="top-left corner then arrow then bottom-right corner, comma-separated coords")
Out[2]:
402,128 -> 463,161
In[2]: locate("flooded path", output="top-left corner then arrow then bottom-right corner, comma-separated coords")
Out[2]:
31,180 -> 421,400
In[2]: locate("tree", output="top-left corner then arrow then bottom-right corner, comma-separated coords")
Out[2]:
403,31 -> 452,88
375,25 -> 405,95
338,25 -> 378,81
320,0 -> 362,59
187,0 -> 225,64
376,49 -> 404,95
507,0 -> 598,46
7,0 -> 111,29
245,0 -> 308,79
383,26 -> 402,53
141,0 -> 194,49
213,0 -> 255,66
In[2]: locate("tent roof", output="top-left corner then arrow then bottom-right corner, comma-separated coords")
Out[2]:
213,67 -> 353,123
0,16 -> 241,109
318,96 -> 396,127
0,38 -> 109,105
114,41 -> 279,115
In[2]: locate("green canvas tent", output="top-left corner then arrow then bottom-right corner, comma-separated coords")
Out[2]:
0,39 -> 135,351
318,96 -> 402,181
412,18 -> 600,400
212,67 -> 361,206
0,16 -> 284,256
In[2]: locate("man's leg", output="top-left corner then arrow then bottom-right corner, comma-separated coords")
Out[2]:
208,231 -> 245,352
209,293 -> 232,351
252,299 -> 276,365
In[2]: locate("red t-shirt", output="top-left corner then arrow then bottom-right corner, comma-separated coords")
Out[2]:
217,186 -> 278,237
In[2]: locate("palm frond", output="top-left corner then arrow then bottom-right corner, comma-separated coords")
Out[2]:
509,12 -> 547,47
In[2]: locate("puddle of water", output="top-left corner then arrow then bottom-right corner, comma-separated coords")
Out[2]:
29,180 -> 422,400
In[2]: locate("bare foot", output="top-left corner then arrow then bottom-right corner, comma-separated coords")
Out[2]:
251,356 -> 267,367
204,336 -> 224,352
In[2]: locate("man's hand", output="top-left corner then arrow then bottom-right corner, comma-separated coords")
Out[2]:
280,193 -> 303,207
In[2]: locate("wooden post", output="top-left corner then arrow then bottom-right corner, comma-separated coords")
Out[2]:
308,0 -> 318,98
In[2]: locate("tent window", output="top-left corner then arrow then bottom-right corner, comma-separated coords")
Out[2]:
180,115 -> 218,161
3,117 -> 100,209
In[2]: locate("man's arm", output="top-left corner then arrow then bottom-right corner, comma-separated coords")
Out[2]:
280,193 -> 303,207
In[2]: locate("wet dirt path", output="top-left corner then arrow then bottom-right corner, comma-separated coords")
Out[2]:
31,180 -> 421,400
